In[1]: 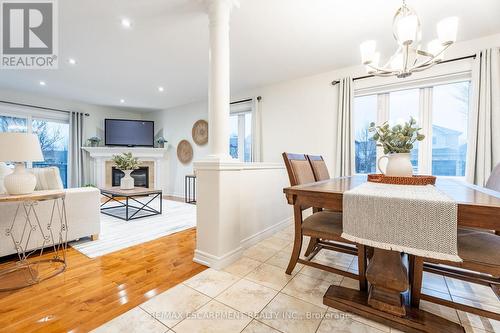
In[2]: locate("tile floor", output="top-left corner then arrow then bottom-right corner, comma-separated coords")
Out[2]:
92,225 -> 500,333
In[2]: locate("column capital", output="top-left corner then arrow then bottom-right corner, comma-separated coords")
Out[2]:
203,0 -> 240,16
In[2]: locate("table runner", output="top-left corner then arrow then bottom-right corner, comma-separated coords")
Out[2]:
341,182 -> 461,262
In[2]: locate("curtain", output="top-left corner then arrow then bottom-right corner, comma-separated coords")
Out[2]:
252,96 -> 263,162
69,112 -> 86,187
333,77 -> 355,177
466,48 -> 500,186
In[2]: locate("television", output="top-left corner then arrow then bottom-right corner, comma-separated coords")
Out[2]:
105,119 -> 154,147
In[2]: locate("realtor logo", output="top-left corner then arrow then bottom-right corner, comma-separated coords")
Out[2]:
1,0 -> 58,69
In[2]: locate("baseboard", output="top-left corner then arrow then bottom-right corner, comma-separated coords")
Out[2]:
193,246 -> 243,269
240,216 -> 293,249
193,215 -> 293,269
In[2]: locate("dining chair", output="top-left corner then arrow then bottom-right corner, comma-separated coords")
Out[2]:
282,152 -> 367,290
303,154 -> 330,257
410,163 -> 500,320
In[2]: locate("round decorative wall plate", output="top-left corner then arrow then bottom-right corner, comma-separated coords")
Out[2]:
192,119 -> 208,145
177,140 -> 193,164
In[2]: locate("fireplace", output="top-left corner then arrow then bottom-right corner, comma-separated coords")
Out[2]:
112,167 -> 149,188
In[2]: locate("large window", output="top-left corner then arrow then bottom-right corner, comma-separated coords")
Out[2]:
354,80 -> 471,177
229,104 -> 253,162
0,111 -> 69,187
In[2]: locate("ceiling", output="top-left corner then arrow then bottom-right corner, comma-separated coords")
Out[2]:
1,0 -> 499,112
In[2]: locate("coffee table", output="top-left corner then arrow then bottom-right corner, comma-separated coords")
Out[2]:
100,187 -> 162,221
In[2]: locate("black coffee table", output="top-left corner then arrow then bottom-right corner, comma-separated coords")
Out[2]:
100,187 -> 162,221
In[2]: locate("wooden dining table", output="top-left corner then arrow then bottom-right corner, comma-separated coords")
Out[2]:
283,175 -> 500,333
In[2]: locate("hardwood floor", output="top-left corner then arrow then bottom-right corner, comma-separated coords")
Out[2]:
0,228 -> 205,333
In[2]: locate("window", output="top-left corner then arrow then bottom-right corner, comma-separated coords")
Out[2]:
354,79 -> 471,177
32,119 -> 69,187
0,109 -> 69,187
229,103 -> 253,162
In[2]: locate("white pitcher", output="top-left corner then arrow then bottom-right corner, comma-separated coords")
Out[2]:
377,153 -> 413,177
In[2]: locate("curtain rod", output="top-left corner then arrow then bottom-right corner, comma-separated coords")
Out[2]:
0,100 -> 90,116
331,54 -> 477,86
230,96 -> 262,105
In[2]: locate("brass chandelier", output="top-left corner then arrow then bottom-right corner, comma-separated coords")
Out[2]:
360,0 -> 458,78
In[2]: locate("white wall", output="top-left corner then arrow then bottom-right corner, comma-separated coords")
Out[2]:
146,33 -> 500,196
0,88 -> 143,141
144,101 -> 209,196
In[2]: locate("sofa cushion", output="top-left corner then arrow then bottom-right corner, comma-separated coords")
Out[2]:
30,167 -> 64,190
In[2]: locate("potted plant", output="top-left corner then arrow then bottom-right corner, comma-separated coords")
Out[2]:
87,136 -> 101,147
369,117 -> 425,177
156,136 -> 167,148
111,152 -> 140,189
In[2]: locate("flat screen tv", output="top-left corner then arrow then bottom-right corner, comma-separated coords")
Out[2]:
105,119 -> 154,147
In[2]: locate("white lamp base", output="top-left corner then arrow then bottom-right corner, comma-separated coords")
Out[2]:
4,163 -> 37,195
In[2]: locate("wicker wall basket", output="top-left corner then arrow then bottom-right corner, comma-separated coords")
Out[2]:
192,120 -> 208,146
177,140 -> 193,164
368,174 -> 436,186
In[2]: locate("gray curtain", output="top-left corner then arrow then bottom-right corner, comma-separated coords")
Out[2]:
69,112 -> 86,187
333,77 -> 355,177
466,48 -> 500,186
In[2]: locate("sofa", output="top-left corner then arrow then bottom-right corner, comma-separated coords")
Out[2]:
0,167 -> 101,257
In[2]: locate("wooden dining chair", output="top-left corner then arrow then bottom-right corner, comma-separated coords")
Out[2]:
282,152 -> 367,290
410,163 -> 500,320
303,154 -> 331,257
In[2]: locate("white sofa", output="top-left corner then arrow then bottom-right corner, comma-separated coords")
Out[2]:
0,167 -> 101,257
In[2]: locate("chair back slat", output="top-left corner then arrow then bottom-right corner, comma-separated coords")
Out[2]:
282,152 -> 316,186
307,155 -> 330,181
486,163 -> 500,192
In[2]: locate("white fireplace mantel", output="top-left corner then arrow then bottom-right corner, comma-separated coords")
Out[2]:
82,146 -> 169,189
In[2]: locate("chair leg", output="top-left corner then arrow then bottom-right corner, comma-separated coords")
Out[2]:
357,245 -> 368,291
304,237 -> 319,257
286,204 -> 303,275
410,255 -> 424,308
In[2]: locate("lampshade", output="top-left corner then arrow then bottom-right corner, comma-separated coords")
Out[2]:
396,14 -> 418,44
0,133 -> 44,162
360,40 -> 376,64
437,17 -> 458,44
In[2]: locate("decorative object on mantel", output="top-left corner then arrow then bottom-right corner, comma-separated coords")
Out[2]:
0,133 -> 44,195
368,174 -> 436,186
111,152 -> 140,190
177,140 -> 193,164
156,136 -> 167,148
369,117 -> 425,177
192,119 -> 208,145
359,0 -> 458,78
87,136 -> 101,147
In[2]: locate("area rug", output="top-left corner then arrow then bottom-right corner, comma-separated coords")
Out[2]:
70,199 -> 196,258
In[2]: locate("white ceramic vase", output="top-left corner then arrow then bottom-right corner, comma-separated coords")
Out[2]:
377,153 -> 413,177
120,170 -> 134,190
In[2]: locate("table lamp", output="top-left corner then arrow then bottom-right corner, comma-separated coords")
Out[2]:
0,133 -> 44,195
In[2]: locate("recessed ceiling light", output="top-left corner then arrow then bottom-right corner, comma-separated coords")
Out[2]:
39,81 -> 46,86
121,18 -> 132,28
68,58 -> 77,65
120,99 -> 125,104
157,86 -> 164,92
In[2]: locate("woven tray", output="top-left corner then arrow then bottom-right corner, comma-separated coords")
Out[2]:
367,174 -> 436,186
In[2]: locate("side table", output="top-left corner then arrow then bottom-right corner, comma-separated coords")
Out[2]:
184,174 -> 196,204
0,190 -> 68,291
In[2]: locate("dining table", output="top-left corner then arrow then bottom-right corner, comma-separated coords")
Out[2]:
283,175 -> 500,333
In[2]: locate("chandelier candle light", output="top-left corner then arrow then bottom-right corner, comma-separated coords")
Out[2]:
360,0 -> 458,78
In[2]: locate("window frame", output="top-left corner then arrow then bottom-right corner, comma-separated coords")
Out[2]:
354,72 -> 472,178
230,101 -> 253,162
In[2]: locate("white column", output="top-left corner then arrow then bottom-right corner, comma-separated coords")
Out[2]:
206,0 -> 238,159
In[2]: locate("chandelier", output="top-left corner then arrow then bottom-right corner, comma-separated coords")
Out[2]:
359,0 -> 458,78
